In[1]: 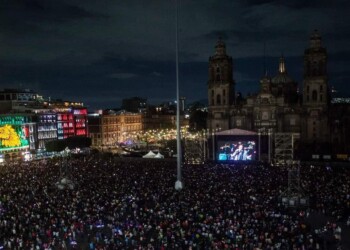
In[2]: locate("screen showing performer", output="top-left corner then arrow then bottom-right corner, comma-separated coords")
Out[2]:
217,141 -> 256,161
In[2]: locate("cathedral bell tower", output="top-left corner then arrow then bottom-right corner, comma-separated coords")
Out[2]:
302,30 -> 329,143
207,38 -> 235,131
303,30 -> 328,106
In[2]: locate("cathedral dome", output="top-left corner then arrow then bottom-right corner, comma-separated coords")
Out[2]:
271,56 -> 294,84
271,73 -> 293,84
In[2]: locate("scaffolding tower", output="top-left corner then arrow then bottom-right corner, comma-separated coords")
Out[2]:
280,164 -> 309,207
274,133 -> 300,165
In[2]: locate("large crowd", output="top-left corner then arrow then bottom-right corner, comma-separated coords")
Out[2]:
0,155 -> 349,249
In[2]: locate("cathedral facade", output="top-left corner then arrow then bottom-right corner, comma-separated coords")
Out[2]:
207,30 -> 337,156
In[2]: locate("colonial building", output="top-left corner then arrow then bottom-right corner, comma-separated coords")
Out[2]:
207,38 -> 235,131
207,30 -> 347,157
301,31 -> 330,143
88,110 -> 143,148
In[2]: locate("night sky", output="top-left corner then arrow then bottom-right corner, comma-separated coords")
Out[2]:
1,0 -> 350,110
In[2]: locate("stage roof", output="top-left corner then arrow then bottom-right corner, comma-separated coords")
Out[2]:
215,128 -> 257,136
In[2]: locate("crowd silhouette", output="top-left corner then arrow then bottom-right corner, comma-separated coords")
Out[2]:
0,156 -> 349,249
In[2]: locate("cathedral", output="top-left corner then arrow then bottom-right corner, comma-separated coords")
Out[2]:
207,30 -> 350,158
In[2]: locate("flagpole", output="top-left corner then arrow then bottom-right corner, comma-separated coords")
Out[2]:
175,0 -> 183,190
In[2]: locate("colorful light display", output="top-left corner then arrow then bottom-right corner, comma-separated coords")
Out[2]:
0,124 -> 29,150
0,116 -> 30,151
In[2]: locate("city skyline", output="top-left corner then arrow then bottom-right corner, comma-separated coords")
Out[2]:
1,0 -> 350,109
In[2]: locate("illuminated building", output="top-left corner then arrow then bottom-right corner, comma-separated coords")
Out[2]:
0,89 -> 88,153
118,111 -> 143,142
42,98 -> 84,109
0,89 -> 44,113
57,112 -> 75,139
56,108 -> 88,140
35,113 -> 58,149
73,108 -> 88,136
88,110 -> 142,148
88,112 -> 119,148
0,115 -> 33,161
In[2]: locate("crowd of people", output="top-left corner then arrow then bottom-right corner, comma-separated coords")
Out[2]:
0,155 -> 349,249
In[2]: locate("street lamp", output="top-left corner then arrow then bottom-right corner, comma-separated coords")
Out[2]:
211,127 -> 221,161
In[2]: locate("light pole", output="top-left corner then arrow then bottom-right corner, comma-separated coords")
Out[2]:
211,129 -> 215,161
258,129 -> 261,161
202,129 -> 207,162
211,127 -> 220,161
174,0 -> 183,191
268,128 -> 272,163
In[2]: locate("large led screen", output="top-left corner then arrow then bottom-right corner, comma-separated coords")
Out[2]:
217,140 -> 256,161
0,124 -> 29,150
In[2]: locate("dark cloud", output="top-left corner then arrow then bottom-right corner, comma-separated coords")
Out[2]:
0,0 -> 105,25
0,0 -> 349,109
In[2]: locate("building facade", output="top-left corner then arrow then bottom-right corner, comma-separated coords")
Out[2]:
88,111 -> 143,148
0,89 -> 44,113
207,30 -> 348,157
0,115 -> 34,161
35,113 -> 58,150
0,89 -> 89,152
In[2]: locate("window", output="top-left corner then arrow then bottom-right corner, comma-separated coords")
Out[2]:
319,64 -> 323,75
307,86 -> 310,93
320,85 -> 323,92
216,94 -> 221,105
312,90 -> 317,101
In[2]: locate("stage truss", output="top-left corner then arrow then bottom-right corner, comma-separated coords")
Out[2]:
183,138 -> 206,164
274,133 -> 300,165
280,165 -> 309,207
